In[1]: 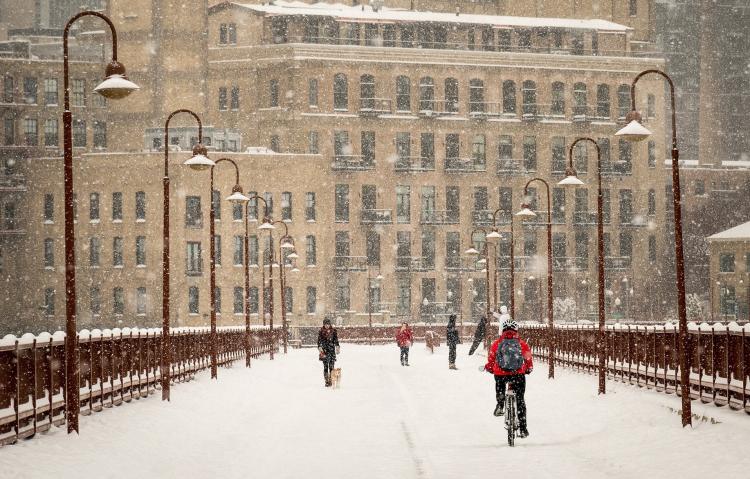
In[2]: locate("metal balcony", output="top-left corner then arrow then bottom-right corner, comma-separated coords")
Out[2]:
361,209 -> 393,225
496,158 -> 533,176
444,157 -> 486,173
394,156 -> 435,172
605,256 -> 632,270
0,174 -> 27,192
395,256 -> 434,272
420,210 -> 459,225
359,98 -> 393,116
331,155 -> 375,171
333,255 -> 368,271
0,218 -> 25,236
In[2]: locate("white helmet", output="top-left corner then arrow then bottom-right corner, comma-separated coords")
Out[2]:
502,319 -> 518,331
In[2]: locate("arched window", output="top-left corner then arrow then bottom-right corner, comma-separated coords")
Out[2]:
419,77 -> 435,111
502,80 -> 516,114
333,73 -> 348,110
551,82 -> 565,116
617,84 -> 630,119
573,82 -> 588,118
444,78 -> 458,113
396,75 -> 410,111
596,84 -> 610,118
522,80 -> 537,117
469,79 -> 484,113
360,74 -> 375,110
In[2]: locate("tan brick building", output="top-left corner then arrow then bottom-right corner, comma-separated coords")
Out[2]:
2,0 -> 675,334
707,222 -> 750,321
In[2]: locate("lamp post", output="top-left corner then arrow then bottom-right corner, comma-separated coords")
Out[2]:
515,178 -> 555,379
161,110 -> 212,401
270,220 -> 298,354
244,194 -> 275,355
185,157 -> 249,378
466,227 -> 492,348
367,266 -> 384,345
61,11 -> 139,434
558,137 -> 606,393
242,194 -> 273,365
615,69 -> 692,427
486,208 -> 516,319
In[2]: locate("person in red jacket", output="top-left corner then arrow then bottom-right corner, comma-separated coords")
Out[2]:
485,319 -> 533,438
396,322 -> 414,366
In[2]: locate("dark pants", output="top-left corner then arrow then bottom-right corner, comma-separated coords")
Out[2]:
495,374 -> 527,428
400,347 -> 409,364
448,343 -> 457,364
323,356 -> 335,380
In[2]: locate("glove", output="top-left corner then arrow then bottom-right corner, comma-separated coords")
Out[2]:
525,368 -> 533,375
335,346 -> 340,355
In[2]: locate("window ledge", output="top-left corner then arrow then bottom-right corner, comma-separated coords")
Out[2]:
136,219 -> 146,223
90,219 -> 100,224
44,266 -> 55,271
43,220 -> 54,225
112,219 -> 122,224
114,265 -> 124,269
136,264 -> 146,268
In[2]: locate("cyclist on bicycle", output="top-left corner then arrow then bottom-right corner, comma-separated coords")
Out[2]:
485,319 -> 533,438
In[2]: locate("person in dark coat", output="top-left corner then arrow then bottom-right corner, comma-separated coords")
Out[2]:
318,319 -> 340,387
446,314 -> 460,369
468,314 -> 487,356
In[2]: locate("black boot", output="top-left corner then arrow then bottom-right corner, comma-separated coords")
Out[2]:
493,402 -> 504,417
518,423 -> 529,438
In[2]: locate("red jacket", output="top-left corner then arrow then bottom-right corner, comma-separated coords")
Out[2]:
396,328 -> 413,348
485,330 -> 533,376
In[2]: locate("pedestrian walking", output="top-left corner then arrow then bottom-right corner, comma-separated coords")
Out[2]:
396,322 -> 413,366
318,319 -> 340,387
446,314 -> 460,369
468,314 -> 487,356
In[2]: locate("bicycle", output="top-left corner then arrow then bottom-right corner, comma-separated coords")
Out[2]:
504,382 -> 519,447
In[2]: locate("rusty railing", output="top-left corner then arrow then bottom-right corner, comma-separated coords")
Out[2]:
522,323 -> 750,413
0,326 -> 280,446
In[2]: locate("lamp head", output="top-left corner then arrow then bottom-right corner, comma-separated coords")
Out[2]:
93,61 -> 139,99
515,203 -> 537,219
280,237 -> 295,249
615,111 -> 651,142
486,229 -> 501,239
183,143 -> 214,171
465,247 -> 479,255
375,273 -> 384,281
258,218 -> 275,230
287,251 -> 299,259
226,185 -> 250,203
558,166 -> 585,187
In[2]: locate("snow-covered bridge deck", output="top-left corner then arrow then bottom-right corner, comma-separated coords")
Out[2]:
1,345 -> 748,479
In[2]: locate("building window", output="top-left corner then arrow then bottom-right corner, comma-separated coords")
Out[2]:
112,192 -> 123,221
647,141 -> 656,168
284,287 -> 293,314
397,277 -> 411,314
89,192 -> 100,221
471,134 -> 486,167
72,119 -> 86,147
215,289 -> 223,317
90,287 -> 101,316
333,73 -> 348,110
3,76 -> 14,103
523,136 -> 537,171
4,117 -> 14,145
306,286 -> 317,314
93,121 -> 106,148
113,237 -> 123,267
617,140 -> 632,173
269,80 -> 279,107
401,24 -> 414,47
502,80 -> 516,114
335,184 -> 349,222
41,118 -> 56,148
521,80 -> 537,116
186,196 -> 202,227
308,131 -> 319,154
133,287 -> 146,315
551,82 -> 565,116
229,86 -> 239,110
573,82 -> 587,117
24,118 -> 38,146
263,192 -> 273,217
335,276 -> 350,311
44,78 -> 58,105
233,235 -> 244,266
270,135 -> 280,153
396,76 -> 410,111
188,286 -> 199,314
248,235 -> 258,266
187,242 -> 202,274
132,191 -> 145,221
43,193 -> 54,222
551,137 -> 566,173
419,77 -> 435,111
219,23 -> 236,44
360,74 -> 376,110
719,253 -> 735,273
281,192 -> 292,221
617,84 -> 630,119
619,190 -> 633,224
396,185 -> 411,224
366,230 -> 380,266
44,238 -> 54,267
113,287 -> 124,315
218,87 -> 227,110
629,0 -> 638,16
136,236 -> 146,266
648,189 -> 656,216
44,288 -> 55,316
308,79 -> 318,107
596,84 -> 610,118
72,79 -> 85,106
648,236 -> 656,263
647,94 -> 655,118
469,79 -> 484,113
306,235 -> 316,266
24,77 -> 38,104
444,78 -> 458,113
233,287 -> 244,314
695,180 -> 705,196
246,286 -> 258,314
305,192 -> 316,221
214,235 -> 222,266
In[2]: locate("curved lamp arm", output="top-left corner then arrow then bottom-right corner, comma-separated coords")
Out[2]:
630,69 -> 677,150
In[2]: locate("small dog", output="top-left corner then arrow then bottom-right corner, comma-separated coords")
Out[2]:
330,368 -> 342,389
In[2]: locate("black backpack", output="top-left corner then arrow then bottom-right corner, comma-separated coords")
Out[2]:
496,338 -> 524,372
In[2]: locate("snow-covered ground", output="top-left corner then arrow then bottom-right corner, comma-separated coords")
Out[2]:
1,344 -> 749,479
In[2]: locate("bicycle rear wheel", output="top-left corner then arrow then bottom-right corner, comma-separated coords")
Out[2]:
506,396 -> 516,447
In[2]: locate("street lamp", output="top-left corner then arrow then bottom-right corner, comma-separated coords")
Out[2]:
243,194 -> 272,365
161,109 -> 212,401
468,228 -> 493,347
367,267 -> 384,345
271,220 -> 297,354
558,137 -> 606,393
184,157 -> 249,378
487,207 -> 516,320
615,69 -> 692,427
61,10 -> 138,434
516,179 -> 555,379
